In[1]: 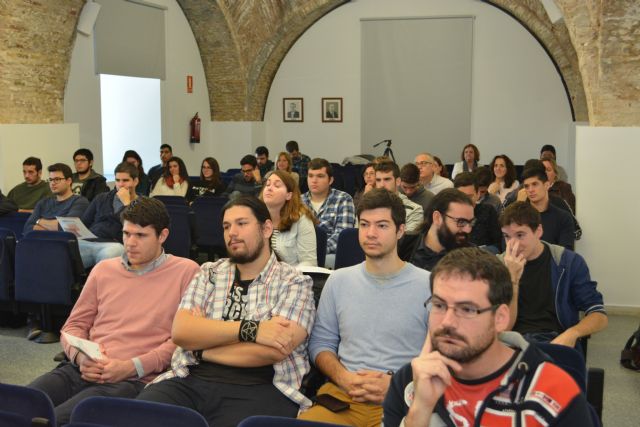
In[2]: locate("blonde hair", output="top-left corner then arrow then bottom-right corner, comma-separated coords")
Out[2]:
277,152 -> 293,173
261,170 -> 317,232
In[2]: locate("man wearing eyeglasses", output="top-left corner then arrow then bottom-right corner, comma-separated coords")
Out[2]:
374,162 -> 424,234
299,189 -> 429,426
399,189 -> 475,272
223,154 -> 263,199
414,153 -> 453,195
71,148 -> 109,202
24,163 -> 89,233
383,247 -> 595,427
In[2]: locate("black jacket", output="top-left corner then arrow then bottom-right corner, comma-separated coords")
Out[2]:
80,189 -> 126,242
72,171 -> 110,202
0,191 -> 18,216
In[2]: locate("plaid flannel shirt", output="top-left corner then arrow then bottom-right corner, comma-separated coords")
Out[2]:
302,188 -> 355,253
291,153 -> 311,179
151,252 -> 316,409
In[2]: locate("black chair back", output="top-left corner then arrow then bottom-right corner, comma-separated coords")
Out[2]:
192,196 -> 227,252
334,228 -> 365,269
163,204 -> 193,258
0,211 -> 31,240
0,228 -> 16,301
0,383 -> 56,427
314,226 -> 327,268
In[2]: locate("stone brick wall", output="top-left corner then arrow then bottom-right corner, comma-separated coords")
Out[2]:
0,0 -> 83,124
1,0 -> 639,126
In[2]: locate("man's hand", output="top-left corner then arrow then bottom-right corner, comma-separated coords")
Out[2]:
77,352 -> 105,383
99,358 -> 136,383
116,187 -> 132,206
488,182 -> 500,195
347,370 -> 392,404
551,328 -> 580,348
516,188 -> 528,202
409,336 -> 462,415
252,168 -> 262,184
503,239 -> 526,286
256,317 -> 293,354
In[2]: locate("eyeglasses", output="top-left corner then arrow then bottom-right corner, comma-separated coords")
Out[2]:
74,158 -> 89,164
48,177 -> 66,183
425,296 -> 499,319
415,161 -> 433,167
241,168 -> 254,174
444,214 -> 477,228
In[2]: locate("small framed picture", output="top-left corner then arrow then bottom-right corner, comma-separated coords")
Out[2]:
322,97 -> 343,123
283,98 -> 303,122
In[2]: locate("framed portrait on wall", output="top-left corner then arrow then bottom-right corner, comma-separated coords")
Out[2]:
283,98 -> 303,122
322,98 -> 343,122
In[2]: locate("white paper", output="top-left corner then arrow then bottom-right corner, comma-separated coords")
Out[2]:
297,266 -> 333,275
56,217 -> 98,240
62,332 -> 104,360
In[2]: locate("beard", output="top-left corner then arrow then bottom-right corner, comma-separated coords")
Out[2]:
228,237 -> 264,264
432,326 -> 495,364
437,224 -> 470,251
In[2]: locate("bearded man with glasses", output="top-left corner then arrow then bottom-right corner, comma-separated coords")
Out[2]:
383,247 -> 596,427
399,188 -> 475,272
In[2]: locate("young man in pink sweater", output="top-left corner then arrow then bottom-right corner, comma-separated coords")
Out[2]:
28,197 -> 200,426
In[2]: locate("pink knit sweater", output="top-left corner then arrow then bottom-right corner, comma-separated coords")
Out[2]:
61,255 -> 200,383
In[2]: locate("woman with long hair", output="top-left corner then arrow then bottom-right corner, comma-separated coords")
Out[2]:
192,157 -> 226,197
275,151 -> 300,185
433,156 -> 450,179
541,155 -> 576,213
488,154 -> 518,203
261,170 -> 318,266
451,143 -> 480,179
150,156 -> 192,199
122,150 -> 150,195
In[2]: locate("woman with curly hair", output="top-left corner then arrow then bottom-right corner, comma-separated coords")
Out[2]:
150,156 -> 192,199
261,170 -> 318,266
488,154 -> 518,203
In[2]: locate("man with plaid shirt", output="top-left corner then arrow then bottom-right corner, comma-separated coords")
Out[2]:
138,196 -> 316,427
302,158 -> 356,268
286,140 -> 312,182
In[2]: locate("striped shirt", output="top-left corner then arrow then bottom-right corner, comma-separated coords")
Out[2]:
152,252 -> 316,409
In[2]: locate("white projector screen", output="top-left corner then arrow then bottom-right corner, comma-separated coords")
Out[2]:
95,0 -> 166,79
361,17 -> 473,166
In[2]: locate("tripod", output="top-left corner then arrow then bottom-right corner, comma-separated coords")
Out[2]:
373,139 -> 396,162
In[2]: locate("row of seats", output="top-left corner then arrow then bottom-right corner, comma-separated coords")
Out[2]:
0,382 -> 342,427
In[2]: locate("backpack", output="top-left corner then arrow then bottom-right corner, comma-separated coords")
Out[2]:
620,325 -> 640,371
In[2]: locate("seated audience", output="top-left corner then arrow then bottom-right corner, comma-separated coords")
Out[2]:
299,189 -> 429,426
433,155 -> 450,179
474,166 -> 502,212
414,153 -> 453,195
137,196 -> 315,427
521,165 -> 575,249
399,163 -> 434,213
192,157 -> 227,198
28,198 -> 200,426
451,143 -> 480,179
7,157 -> 51,211
454,172 -> 501,252
255,145 -> 274,179
150,156 -> 192,200
286,140 -> 312,182
24,163 -> 89,233
261,170 -> 317,266
383,247 -> 596,427
0,190 -> 18,216
352,162 -> 375,208
123,150 -> 150,196
488,154 -> 519,203
399,189 -> 474,271
275,151 -> 300,186
542,155 -> 576,213
148,144 -> 173,191
540,143 -> 569,182
374,162 -> 424,234
224,154 -> 263,199
71,148 -> 109,202
301,158 -> 355,268
500,202 -> 607,348
77,162 -> 139,268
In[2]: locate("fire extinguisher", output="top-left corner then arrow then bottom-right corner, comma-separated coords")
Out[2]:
190,112 -> 201,143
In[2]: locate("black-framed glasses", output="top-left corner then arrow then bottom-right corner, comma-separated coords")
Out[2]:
48,177 -> 66,183
444,214 -> 477,228
414,161 -> 433,167
424,296 -> 499,319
